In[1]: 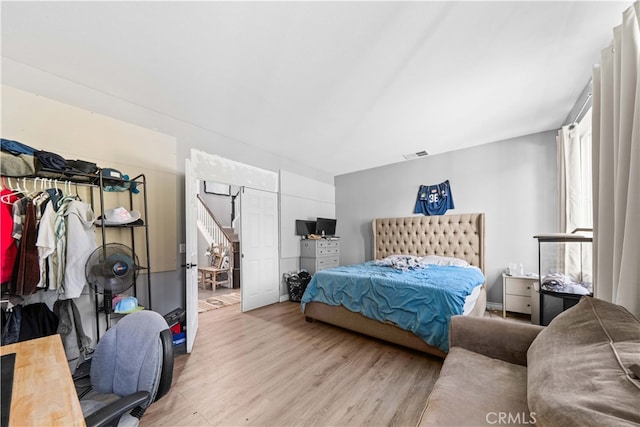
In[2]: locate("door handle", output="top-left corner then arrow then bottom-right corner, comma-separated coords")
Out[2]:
181,263 -> 197,269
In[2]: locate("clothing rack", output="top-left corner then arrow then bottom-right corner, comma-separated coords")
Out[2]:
1,171 -> 151,343
1,175 -> 94,196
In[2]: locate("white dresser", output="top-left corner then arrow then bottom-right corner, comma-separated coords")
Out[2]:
300,239 -> 340,274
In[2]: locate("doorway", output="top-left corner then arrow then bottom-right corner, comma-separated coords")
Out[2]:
197,180 -> 241,314
184,149 -> 280,353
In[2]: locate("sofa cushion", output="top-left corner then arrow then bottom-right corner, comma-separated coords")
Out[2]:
419,347 -> 530,426
527,297 -> 640,427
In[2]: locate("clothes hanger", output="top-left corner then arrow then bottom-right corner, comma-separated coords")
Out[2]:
22,177 -> 41,199
0,177 -> 25,204
10,177 -> 20,192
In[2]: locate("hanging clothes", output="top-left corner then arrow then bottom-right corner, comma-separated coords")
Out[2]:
1,305 -> 21,345
53,196 -> 76,290
414,180 -> 455,216
36,200 -> 60,291
2,302 -> 60,344
37,196 -> 96,298
0,189 -> 19,284
11,195 -> 29,243
17,302 -> 59,342
11,200 -> 40,296
61,199 -> 97,299
53,299 -> 92,374
45,188 -> 63,212
32,190 -> 52,222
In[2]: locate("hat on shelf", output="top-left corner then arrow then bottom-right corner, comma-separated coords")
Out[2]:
96,207 -> 142,225
100,168 -> 124,184
113,296 -> 143,314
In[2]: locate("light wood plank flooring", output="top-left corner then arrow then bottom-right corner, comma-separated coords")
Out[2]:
141,302 -> 443,427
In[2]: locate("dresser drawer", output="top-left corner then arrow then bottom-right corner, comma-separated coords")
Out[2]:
301,256 -> 339,270
317,256 -> 339,269
301,240 -> 340,257
506,279 -> 535,297
300,239 -> 340,275
317,240 -> 339,249
505,294 -> 532,314
317,247 -> 339,256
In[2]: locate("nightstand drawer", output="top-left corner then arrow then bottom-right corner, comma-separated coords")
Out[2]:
506,280 -> 534,297
505,294 -> 532,314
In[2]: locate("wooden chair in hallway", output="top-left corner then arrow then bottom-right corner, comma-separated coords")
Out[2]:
198,244 -> 231,290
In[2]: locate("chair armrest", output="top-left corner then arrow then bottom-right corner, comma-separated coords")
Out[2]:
156,328 -> 174,401
84,391 -> 150,427
449,316 -> 544,366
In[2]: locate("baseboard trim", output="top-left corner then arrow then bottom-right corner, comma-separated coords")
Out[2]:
279,294 -> 290,303
486,302 -> 503,312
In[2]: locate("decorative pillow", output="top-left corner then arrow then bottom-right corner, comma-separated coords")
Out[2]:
527,297 -> 640,426
383,254 -> 419,262
374,254 -> 422,270
419,255 -> 469,267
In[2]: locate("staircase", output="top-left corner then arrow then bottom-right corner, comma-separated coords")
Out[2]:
223,228 -> 241,288
197,195 -> 240,288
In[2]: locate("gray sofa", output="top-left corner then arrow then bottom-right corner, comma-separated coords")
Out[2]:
418,297 -> 640,426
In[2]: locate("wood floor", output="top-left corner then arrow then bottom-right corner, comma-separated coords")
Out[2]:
141,302 -> 443,427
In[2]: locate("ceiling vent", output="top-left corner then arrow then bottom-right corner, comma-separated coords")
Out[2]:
403,150 -> 429,160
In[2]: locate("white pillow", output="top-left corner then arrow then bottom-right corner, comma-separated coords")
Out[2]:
383,254 -> 419,263
419,255 -> 469,267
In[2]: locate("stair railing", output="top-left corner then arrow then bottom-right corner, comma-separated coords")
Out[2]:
197,195 -> 233,273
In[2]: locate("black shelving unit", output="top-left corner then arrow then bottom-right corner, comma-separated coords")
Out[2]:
93,172 -> 151,339
3,168 -> 151,340
534,231 -> 593,326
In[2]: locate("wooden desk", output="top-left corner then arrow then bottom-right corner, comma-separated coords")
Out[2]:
0,334 -> 85,426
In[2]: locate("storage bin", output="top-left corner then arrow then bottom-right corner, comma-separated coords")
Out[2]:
286,273 -> 311,302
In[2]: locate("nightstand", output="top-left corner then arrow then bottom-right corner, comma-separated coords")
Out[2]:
502,273 -> 539,322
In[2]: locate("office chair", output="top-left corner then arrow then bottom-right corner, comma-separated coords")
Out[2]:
79,310 -> 174,427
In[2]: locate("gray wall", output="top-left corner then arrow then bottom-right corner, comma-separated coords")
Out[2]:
335,131 -> 558,306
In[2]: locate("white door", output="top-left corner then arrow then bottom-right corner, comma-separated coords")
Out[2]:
240,187 -> 280,312
184,158 -> 199,353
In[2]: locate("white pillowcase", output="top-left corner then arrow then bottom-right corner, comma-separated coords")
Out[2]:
419,255 -> 469,267
382,254 -> 420,263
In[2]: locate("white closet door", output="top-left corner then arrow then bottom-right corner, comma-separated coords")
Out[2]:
240,187 -> 279,312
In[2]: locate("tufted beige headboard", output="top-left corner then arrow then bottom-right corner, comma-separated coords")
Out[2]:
372,213 -> 485,273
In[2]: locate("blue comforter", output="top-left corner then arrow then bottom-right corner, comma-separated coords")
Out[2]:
300,262 -> 485,352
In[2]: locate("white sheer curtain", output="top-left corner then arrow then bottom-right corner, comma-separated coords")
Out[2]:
592,1 -> 640,317
557,111 -> 593,283
558,110 -> 593,234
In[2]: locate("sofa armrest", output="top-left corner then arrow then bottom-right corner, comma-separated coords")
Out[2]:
449,316 -> 544,366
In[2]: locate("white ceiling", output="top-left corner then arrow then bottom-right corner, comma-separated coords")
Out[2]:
0,1 -> 629,176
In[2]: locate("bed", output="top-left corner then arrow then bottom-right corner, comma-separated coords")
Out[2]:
301,213 -> 486,358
